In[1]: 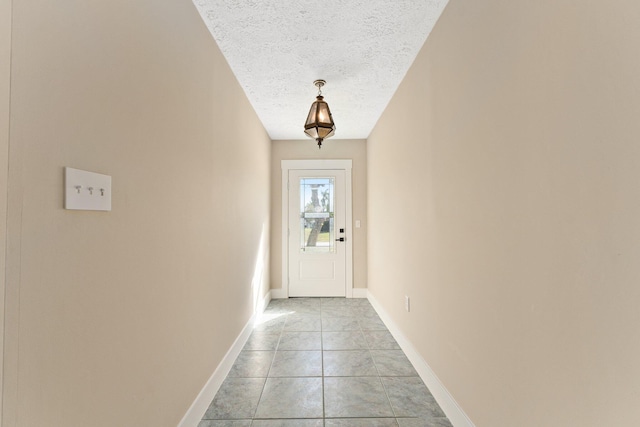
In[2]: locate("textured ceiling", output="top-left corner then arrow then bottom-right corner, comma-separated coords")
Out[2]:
192,1 -> 448,140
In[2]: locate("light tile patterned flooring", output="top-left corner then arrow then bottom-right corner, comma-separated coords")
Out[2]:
199,298 -> 452,427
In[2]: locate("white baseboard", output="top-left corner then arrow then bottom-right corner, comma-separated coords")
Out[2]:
270,288 -> 287,299
351,288 -> 368,298
271,287 -> 367,299
178,291 -> 271,427
255,290 -> 272,315
367,291 -> 475,427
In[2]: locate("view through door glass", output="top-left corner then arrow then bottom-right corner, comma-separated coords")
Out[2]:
299,177 -> 335,253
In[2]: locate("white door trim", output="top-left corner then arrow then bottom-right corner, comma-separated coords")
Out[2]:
281,159 -> 353,298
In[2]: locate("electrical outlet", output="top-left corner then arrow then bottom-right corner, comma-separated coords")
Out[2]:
405,295 -> 410,312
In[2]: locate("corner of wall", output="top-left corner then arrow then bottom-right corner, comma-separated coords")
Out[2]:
0,0 -> 13,422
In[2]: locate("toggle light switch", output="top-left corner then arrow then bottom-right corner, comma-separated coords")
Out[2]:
64,167 -> 112,211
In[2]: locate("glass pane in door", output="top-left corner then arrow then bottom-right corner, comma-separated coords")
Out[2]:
299,177 -> 335,253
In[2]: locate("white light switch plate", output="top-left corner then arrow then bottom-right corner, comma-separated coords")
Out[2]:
64,167 -> 112,211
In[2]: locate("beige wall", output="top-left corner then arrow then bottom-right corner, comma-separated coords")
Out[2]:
368,0 -> 640,426
4,1 -> 271,426
271,139 -> 367,291
0,0 -> 11,421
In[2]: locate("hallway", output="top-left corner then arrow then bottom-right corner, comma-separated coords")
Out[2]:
199,298 -> 452,426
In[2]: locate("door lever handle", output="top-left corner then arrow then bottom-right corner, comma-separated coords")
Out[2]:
335,237 -> 345,242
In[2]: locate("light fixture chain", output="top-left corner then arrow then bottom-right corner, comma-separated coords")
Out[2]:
314,79 -> 325,97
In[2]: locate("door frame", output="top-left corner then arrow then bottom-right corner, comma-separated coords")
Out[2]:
281,159 -> 353,298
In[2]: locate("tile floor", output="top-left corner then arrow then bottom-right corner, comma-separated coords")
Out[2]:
199,298 -> 452,427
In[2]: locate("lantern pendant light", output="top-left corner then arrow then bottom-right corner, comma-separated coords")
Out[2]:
304,79 -> 336,149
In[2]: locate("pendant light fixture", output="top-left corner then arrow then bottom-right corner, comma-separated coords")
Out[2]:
304,79 -> 336,149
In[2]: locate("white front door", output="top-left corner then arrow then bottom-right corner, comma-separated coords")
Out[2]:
288,169 -> 347,297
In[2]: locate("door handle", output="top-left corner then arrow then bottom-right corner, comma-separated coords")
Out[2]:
335,237 -> 345,242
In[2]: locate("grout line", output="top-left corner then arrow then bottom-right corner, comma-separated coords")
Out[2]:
249,310 -> 284,420
209,298 -> 423,425
367,302 -> 398,420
